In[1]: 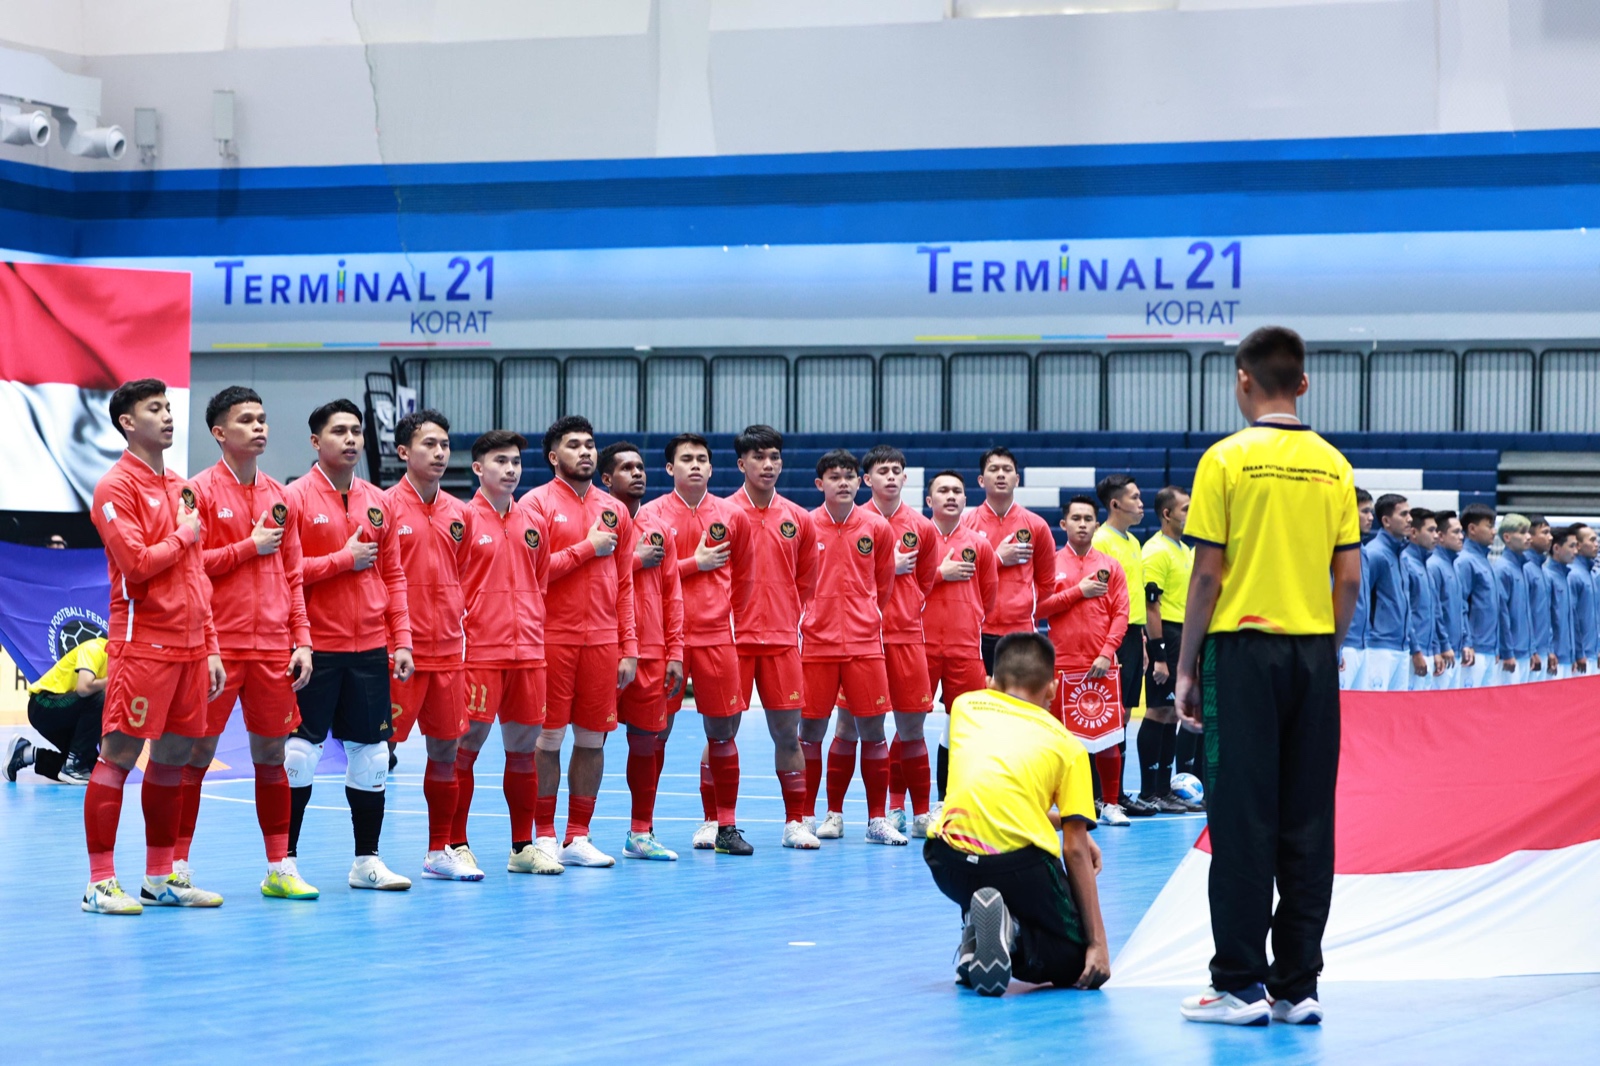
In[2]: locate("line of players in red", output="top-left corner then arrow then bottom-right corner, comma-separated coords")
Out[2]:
76,376 -> 1079,913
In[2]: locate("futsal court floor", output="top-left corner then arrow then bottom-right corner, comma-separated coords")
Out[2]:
3,712 -> 1595,1065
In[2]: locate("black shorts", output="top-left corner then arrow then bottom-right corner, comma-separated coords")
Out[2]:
981,633 -> 1001,676
1145,621 -> 1181,706
1117,623 -> 1144,712
293,648 -> 394,745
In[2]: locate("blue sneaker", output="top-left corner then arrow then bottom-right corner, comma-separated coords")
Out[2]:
887,808 -> 907,834
1271,997 -> 1324,1025
623,831 -> 678,861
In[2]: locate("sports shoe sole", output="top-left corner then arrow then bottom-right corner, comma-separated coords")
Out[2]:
1272,1001 -> 1324,1025
968,887 -> 1012,996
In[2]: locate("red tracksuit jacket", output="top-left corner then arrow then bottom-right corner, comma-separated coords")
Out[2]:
190,458 -> 311,657
284,463 -> 412,655
726,487 -> 817,648
91,451 -> 219,659
801,503 -> 894,659
641,489 -> 746,648
867,499 -> 941,645
522,477 -> 638,656
383,476 -> 469,669
960,499 -> 1057,637
460,490 -> 549,666
1038,544 -> 1129,669
629,503 -> 685,663
923,521 -> 999,659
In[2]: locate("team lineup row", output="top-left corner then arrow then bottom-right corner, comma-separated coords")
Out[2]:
79,376 -> 1184,913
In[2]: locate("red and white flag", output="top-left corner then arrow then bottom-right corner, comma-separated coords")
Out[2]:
1111,678 -> 1600,984
1052,666 -> 1124,753
0,261 -> 191,512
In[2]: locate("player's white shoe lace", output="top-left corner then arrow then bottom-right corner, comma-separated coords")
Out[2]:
422,848 -> 486,881
348,855 -> 412,891
801,815 -> 818,837
451,844 -> 480,870
558,836 -> 616,868
864,816 -> 909,845
691,820 -> 718,849
141,870 -> 224,907
781,820 -> 821,849
815,811 -> 844,839
533,836 -> 563,865
81,877 -> 142,915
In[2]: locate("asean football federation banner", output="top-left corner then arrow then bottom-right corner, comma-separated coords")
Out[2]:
1052,667 -> 1124,754
0,541 -> 111,681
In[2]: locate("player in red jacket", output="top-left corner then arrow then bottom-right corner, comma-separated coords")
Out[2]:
960,446 -> 1057,671
185,386 -> 318,901
798,449 -> 902,845
726,425 -> 820,849
383,410 -> 482,882
640,433 -> 755,857
454,431 -> 563,877
284,399 -> 415,891
83,378 -> 226,914
601,442 -> 687,861
522,416 -> 638,868
1037,496 -> 1132,826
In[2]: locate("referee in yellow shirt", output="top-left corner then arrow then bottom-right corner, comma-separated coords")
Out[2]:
1175,326 -> 1361,1027
1092,474 -> 1157,816
925,633 -> 1110,996
1140,486 -> 1198,810
6,636 -> 109,785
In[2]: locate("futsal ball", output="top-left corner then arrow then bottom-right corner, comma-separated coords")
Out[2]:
1171,773 -> 1204,804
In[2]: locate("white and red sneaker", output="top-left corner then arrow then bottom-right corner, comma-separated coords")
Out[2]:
1180,984 -> 1271,1026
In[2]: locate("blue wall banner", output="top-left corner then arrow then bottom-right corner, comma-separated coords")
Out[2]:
0,542 -> 111,682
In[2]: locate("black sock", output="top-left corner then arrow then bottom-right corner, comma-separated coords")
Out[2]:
288,785 -> 312,857
1136,719 -> 1163,797
347,787 -> 385,856
1175,728 -> 1199,778
936,744 -> 950,800
512,839 -> 533,852
1089,756 -> 1102,803
1157,722 -> 1178,796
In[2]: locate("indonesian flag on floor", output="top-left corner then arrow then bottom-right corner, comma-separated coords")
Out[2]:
1111,678 -> 1600,984
0,261 -> 191,512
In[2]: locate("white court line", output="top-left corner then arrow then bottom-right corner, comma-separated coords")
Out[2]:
198,794 -> 785,824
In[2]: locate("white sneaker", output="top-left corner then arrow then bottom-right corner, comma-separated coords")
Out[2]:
82,877 -> 142,915
926,800 -> 943,823
507,843 -> 565,875
1180,985 -> 1271,1026
281,856 -> 303,880
534,836 -> 563,865
911,812 -> 934,839
558,836 -> 615,868
887,808 -> 907,834
864,816 -> 909,845
801,815 -> 818,837
172,858 -> 192,880
691,820 -> 718,850
451,844 -> 479,870
815,811 -> 844,839
348,855 -> 412,891
1271,996 -> 1324,1025
140,870 -> 224,907
422,848 -> 486,881
1099,803 -> 1131,827
781,820 -> 821,849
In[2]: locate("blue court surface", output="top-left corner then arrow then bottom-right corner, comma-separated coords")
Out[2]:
4,715 -> 1596,1066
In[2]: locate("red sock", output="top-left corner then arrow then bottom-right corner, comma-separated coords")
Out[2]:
253,763 -> 290,863
1096,749 -> 1123,806
801,740 -> 823,817
626,732 -> 660,833
652,734 -> 668,789
565,793 -> 596,845
84,759 -> 129,882
709,738 -> 740,826
423,758 -> 458,852
452,747 -> 479,846
900,738 -> 932,816
173,763 -> 207,862
503,752 -> 538,844
778,769 -> 807,825
860,740 -> 890,820
888,736 -> 906,812
141,761 -> 184,878
699,757 -> 717,821
825,736 -> 857,815
535,792 -> 558,840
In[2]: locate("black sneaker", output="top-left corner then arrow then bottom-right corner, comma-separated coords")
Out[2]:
4,737 -> 32,782
713,825 -> 754,856
955,911 -> 978,987
1120,792 -> 1158,817
388,750 -> 398,772
967,887 -> 1014,996
1162,791 -> 1205,813
1150,793 -> 1192,814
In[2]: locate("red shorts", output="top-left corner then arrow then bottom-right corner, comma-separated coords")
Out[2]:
670,643 -> 745,719
104,643 -> 208,740
465,664 -> 547,727
802,656 -> 891,720
619,657 -> 669,732
738,646 -> 805,711
925,653 -> 990,709
205,655 -> 302,737
546,643 -> 620,732
390,667 -> 469,742
884,643 -> 933,713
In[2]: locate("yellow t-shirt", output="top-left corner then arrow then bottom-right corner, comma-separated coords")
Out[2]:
1185,423 -> 1360,635
1142,531 -> 1194,625
28,637 -> 108,696
931,688 -> 1096,856
1092,524 -> 1146,626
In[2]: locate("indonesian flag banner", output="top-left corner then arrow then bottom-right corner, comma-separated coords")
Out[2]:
0,261 -> 192,512
1052,666 -> 1125,753
1110,678 -> 1600,985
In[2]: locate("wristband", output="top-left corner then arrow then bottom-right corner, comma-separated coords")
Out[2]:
1150,638 -> 1166,655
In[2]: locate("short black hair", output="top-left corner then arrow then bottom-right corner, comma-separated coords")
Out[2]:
734,424 -> 783,457
1434,509 -> 1458,529
1374,493 -> 1408,523
1096,473 -> 1136,508
1355,487 -> 1373,505
109,378 -> 167,439
816,448 -> 859,478
1410,507 -> 1436,530
1553,525 -> 1579,547
928,469 -> 965,488
394,408 -> 450,450
542,415 -> 594,468
665,432 -> 711,465
309,398 -> 362,435
992,632 -> 1056,694
599,440 -> 644,477
205,385 -> 262,429
1152,485 -> 1188,521
1235,325 -> 1306,398
1460,503 -> 1497,532
471,430 -> 527,462
1063,494 -> 1098,520
978,446 -> 1018,474
1528,513 -> 1550,532
861,444 -> 908,473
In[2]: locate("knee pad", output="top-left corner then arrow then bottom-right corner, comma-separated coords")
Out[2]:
284,737 -> 323,789
535,725 -> 567,752
572,726 -> 607,750
343,741 -> 388,792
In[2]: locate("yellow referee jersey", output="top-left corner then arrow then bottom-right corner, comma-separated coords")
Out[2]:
28,637 -> 108,696
1092,524 -> 1146,626
1142,531 -> 1194,625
